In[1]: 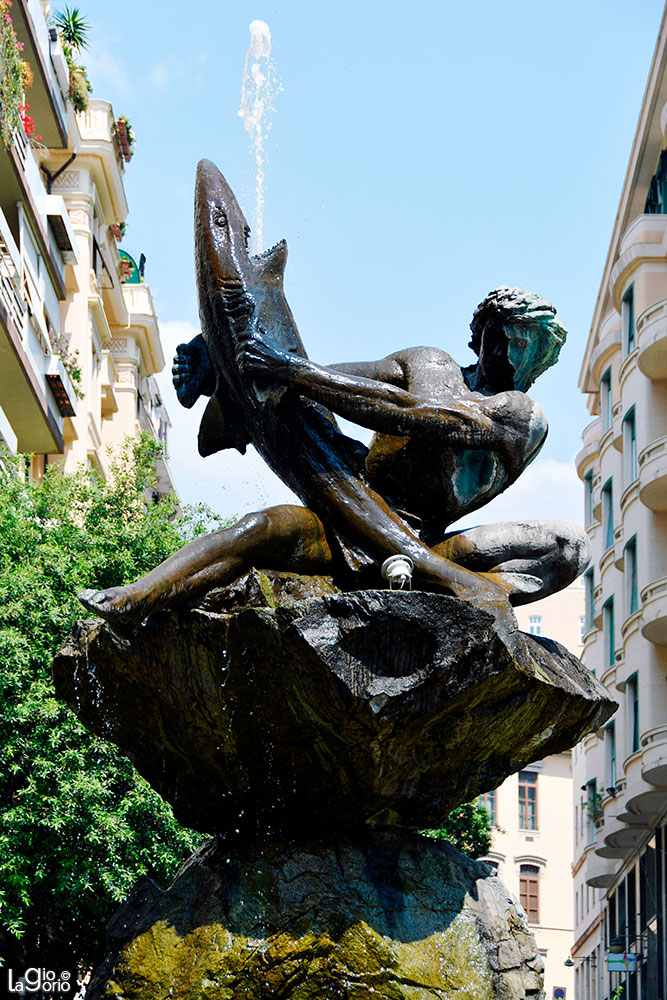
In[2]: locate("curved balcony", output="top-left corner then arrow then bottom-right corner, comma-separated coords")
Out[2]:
599,543 -> 618,585
623,787 -> 667,821
575,420 -> 601,479
613,524 -> 625,568
621,479 -> 640,516
585,857 -> 618,888
621,609 -> 642,644
602,822 -> 649,853
590,327 -> 621,384
611,402 -> 624,451
596,845 -> 630,859
611,218 -> 667,306
597,809 -> 634,861
638,437 -> 667,511
641,577 -> 667,644
618,213 -> 667,256
637,298 -> 667,380
640,727 -> 667,785
620,347 -> 639,393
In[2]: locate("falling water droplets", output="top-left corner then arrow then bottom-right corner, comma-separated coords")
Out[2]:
238,20 -> 282,253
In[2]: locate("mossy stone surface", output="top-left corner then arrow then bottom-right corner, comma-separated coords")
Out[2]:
90,831 -> 544,1000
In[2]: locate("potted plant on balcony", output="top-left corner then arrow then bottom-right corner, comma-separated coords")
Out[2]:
53,5 -> 92,113
586,790 -> 605,829
116,115 -> 135,162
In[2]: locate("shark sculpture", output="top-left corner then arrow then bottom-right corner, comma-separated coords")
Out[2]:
189,159 -> 494,589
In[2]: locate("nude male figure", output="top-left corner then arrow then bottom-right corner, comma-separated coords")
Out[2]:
79,287 -> 589,629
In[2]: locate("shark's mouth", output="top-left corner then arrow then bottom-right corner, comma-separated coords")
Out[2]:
251,240 -> 285,263
244,223 -> 285,263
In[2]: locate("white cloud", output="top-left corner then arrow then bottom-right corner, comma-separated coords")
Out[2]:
145,53 -> 207,95
85,43 -> 132,98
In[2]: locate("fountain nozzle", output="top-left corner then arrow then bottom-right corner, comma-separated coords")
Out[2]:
381,554 -> 414,591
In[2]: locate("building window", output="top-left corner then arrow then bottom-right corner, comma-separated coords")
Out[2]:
601,478 -> 614,550
528,615 -> 542,636
625,536 -> 638,616
518,771 -> 538,830
519,864 -> 540,923
627,674 -> 639,754
478,790 -> 496,825
606,722 -> 617,790
586,778 -> 598,842
602,597 -> 615,667
579,614 -> 585,643
584,568 -> 595,631
601,368 -> 612,431
622,284 -> 635,354
644,148 -> 667,213
584,470 -> 594,525
623,406 -> 637,483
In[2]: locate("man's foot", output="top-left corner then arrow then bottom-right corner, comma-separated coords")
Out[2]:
78,587 -> 149,634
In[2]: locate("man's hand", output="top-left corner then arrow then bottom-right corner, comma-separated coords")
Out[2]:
236,330 -> 297,383
172,334 -> 216,409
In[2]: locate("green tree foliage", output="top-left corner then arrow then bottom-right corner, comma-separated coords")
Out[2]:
421,800 -> 493,859
0,438 -> 224,970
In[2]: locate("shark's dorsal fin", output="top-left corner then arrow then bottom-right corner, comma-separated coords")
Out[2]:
252,240 -> 287,283
198,392 -> 250,457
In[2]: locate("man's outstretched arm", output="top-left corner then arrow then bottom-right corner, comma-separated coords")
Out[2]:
238,334 -> 528,451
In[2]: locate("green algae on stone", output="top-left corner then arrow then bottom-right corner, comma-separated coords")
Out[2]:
89,831 -> 543,1000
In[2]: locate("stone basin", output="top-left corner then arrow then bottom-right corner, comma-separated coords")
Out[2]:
53,579 -> 616,836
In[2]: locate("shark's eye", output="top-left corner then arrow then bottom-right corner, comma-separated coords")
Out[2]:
213,209 -> 227,228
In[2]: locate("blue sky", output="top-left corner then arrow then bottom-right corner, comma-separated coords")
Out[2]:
78,0 -> 664,525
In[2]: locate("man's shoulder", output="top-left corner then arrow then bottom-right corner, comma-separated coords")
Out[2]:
486,392 -> 548,449
389,346 -> 457,367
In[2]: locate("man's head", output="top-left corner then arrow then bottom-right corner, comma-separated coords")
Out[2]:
469,286 -> 567,392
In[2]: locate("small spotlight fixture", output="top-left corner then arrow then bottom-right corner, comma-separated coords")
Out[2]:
564,957 -> 575,967
609,935 -> 625,954
381,554 -> 414,590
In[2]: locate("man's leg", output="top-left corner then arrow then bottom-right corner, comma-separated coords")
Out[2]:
79,505 -> 334,628
433,520 -> 591,605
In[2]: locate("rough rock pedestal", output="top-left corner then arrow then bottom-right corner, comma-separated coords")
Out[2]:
89,831 -> 544,1000
54,577 -> 617,998
54,581 -> 616,836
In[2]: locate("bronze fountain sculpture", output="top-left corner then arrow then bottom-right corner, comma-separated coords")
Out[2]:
56,161 -> 615,999
79,160 -> 588,635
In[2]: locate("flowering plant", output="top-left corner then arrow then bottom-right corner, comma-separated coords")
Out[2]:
116,114 -> 136,161
0,0 -> 34,148
19,104 -> 41,141
49,331 -> 84,399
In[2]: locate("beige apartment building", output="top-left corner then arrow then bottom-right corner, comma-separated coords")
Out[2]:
0,0 -> 173,491
573,6 -> 667,998
480,583 -> 583,1000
